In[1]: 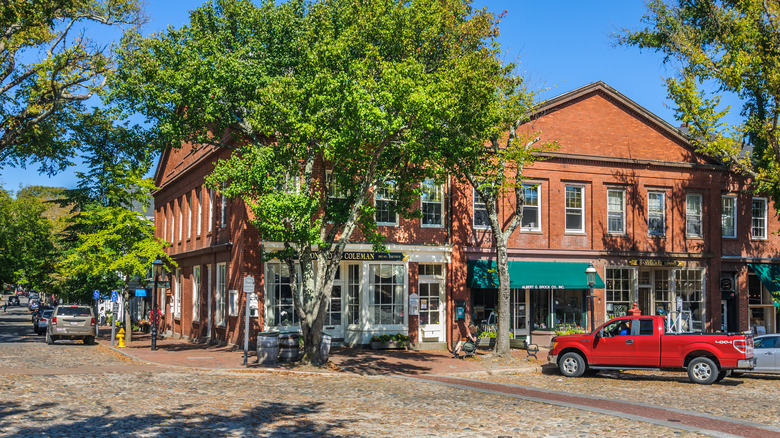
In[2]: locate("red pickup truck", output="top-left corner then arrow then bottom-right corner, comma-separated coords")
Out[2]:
548,315 -> 755,384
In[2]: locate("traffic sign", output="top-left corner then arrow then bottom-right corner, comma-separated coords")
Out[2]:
93,290 -> 99,300
111,290 -> 118,302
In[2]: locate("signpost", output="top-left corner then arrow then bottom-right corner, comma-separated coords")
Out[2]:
110,291 -> 118,347
93,290 -> 100,338
243,275 -> 255,366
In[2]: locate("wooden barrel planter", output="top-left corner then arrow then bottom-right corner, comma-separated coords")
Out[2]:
257,332 -> 279,366
278,333 -> 300,362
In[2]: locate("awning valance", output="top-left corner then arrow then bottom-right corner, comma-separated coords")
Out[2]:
468,260 -> 605,290
748,263 -> 780,298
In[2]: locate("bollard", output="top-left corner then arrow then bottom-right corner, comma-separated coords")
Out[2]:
116,328 -> 126,348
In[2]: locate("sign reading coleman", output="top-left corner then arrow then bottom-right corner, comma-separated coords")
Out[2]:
627,259 -> 684,267
332,251 -> 408,262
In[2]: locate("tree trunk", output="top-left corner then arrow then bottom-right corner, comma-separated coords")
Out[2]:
494,234 -> 511,357
123,286 -> 132,343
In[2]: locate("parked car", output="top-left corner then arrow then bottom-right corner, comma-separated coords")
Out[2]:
32,306 -> 55,326
35,309 -> 54,335
47,305 -> 97,345
549,315 -> 755,384
8,296 -> 19,306
731,334 -> 779,375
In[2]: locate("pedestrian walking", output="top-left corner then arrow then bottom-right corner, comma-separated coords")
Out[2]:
2,302 -> 7,313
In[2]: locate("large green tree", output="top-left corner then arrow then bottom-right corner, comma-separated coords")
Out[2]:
111,0 -> 521,364
57,109 -> 171,342
620,1 -> 780,210
0,0 -> 145,174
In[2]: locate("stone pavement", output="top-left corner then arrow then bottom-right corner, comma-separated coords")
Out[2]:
97,328 -> 547,376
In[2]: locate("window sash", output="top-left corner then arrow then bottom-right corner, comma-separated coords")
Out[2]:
174,268 -> 182,317
607,189 -> 625,234
208,188 -> 214,232
216,263 -> 227,326
369,264 -> 404,325
375,180 -> 397,226
521,186 -> 540,231
648,192 -> 665,236
565,186 -> 584,232
187,194 -> 192,239
686,194 -> 702,237
473,188 -> 490,229
178,199 -> 183,241
721,196 -> 736,238
752,198 -> 767,239
197,189 -> 202,236
220,183 -> 227,228
421,179 -> 444,227
192,266 -> 200,322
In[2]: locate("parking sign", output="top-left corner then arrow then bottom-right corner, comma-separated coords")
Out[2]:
93,290 -> 99,300
111,290 -> 118,302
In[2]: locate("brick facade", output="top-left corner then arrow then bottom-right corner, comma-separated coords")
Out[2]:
152,81 -> 779,349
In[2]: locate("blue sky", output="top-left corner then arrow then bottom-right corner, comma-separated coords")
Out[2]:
0,0 -> 698,193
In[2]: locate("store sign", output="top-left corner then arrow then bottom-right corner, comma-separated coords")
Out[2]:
519,284 -> 565,289
720,278 -> 734,291
335,252 -> 408,262
628,259 -> 684,267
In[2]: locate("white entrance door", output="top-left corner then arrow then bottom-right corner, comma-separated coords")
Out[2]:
418,280 -> 444,341
512,289 -> 529,340
324,266 -> 345,339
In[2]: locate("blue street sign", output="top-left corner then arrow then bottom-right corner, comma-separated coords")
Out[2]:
93,290 -> 99,300
135,288 -> 147,297
111,290 -> 118,302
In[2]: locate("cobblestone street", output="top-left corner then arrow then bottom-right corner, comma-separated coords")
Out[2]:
2,305 -> 779,437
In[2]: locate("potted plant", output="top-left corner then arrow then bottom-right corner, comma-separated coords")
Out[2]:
370,333 -> 409,349
476,330 -> 496,349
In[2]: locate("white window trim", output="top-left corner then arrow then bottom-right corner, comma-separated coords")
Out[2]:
216,262 -> 227,326
606,188 -> 625,235
220,182 -> 227,228
174,268 -> 182,318
177,199 -> 183,242
686,193 -> 703,238
192,266 -> 200,322
473,187 -> 490,230
208,188 -> 214,233
367,262 -> 407,328
648,191 -> 666,237
375,179 -> 398,227
187,193 -> 192,239
421,179 -> 444,228
564,185 -> 585,233
228,289 -> 239,317
520,184 -> 541,232
327,170 -> 347,199
721,195 -> 737,239
197,188 -> 202,236
752,197 -> 768,240
163,210 -> 167,242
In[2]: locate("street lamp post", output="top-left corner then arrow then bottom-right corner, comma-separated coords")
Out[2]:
151,258 -> 163,351
585,262 -> 597,332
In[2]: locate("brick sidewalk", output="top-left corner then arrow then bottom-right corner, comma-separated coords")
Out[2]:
97,328 -> 545,375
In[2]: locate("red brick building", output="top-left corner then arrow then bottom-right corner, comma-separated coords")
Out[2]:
152,82 -> 779,348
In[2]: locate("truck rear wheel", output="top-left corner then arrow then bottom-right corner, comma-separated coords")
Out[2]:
559,352 -> 586,377
688,357 -> 718,384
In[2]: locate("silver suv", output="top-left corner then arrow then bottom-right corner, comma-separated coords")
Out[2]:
47,305 -> 97,345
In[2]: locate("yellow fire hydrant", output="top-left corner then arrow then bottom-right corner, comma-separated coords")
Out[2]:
116,328 -> 126,348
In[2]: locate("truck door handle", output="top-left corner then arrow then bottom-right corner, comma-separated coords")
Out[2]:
625,340 -> 633,345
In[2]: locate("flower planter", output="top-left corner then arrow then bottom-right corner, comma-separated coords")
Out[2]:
370,340 -> 406,350
476,337 -> 495,349
509,338 -> 527,349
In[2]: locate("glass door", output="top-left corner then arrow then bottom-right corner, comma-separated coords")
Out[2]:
512,289 -> 528,340
418,280 -> 444,341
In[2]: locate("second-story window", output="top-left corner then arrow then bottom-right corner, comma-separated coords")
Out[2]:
521,185 -> 540,231
197,188 -> 202,236
375,179 -> 397,226
648,191 -> 665,236
686,194 -> 702,238
752,198 -> 767,239
421,179 -> 443,227
208,188 -> 214,233
473,187 -> 490,229
220,182 -> 227,228
721,195 -> 736,238
607,189 -> 625,234
565,186 -> 584,233
187,193 -> 192,239
178,198 -> 183,241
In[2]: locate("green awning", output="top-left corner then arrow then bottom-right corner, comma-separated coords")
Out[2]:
468,260 -> 605,290
748,263 -> 780,298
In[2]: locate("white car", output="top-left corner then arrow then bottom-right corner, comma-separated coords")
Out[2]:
752,334 -> 779,373
35,309 -> 54,335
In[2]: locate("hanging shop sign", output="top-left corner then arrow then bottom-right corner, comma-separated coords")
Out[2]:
627,259 -> 684,267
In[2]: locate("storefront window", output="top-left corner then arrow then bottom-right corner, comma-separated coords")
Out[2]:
606,268 -> 632,319
653,270 -> 671,315
531,289 -> 585,330
266,263 -> 299,327
675,268 -> 703,331
369,264 -> 404,325
345,265 -> 361,325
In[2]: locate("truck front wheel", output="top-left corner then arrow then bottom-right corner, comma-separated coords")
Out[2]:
559,352 -> 586,377
688,357 -> 718,384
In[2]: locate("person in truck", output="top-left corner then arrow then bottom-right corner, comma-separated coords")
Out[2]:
617,321 -> 631,336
